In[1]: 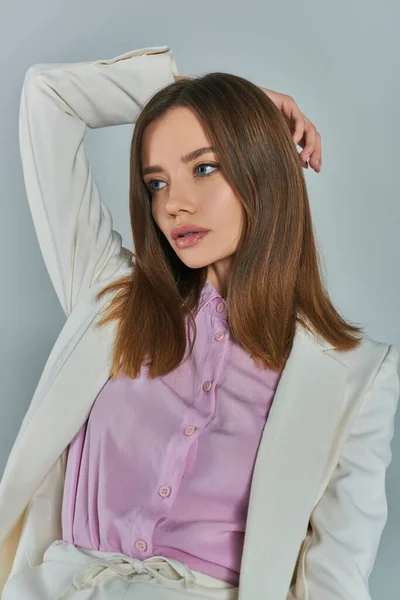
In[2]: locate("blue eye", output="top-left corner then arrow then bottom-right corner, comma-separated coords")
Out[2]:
144,162 -> 219,193
146,180 -> 166,192
195,163 -> 218,177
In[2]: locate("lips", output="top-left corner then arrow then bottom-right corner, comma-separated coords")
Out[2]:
171,224 -> 210,240
178,231 -> 199,238
174,230 -> 210,248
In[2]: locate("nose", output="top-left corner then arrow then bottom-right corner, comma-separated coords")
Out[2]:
164,183 -> 197,215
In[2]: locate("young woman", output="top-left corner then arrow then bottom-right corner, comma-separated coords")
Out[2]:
0,45 -> 398,600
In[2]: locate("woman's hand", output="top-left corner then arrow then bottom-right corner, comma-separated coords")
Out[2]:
261,88 -> 322,172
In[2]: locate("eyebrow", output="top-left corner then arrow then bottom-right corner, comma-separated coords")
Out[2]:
141,146 -> 215,177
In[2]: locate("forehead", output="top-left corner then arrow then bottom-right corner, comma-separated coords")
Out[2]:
141,106 -> 212,162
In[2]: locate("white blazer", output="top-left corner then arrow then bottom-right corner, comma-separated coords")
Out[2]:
0,45 -> 399,600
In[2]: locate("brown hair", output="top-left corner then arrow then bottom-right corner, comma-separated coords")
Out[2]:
95,72 -> 364,380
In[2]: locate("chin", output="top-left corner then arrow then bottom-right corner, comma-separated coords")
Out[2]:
179,259 -> 210,270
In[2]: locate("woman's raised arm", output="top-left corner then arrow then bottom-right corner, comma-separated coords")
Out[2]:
19,46 -> 178,317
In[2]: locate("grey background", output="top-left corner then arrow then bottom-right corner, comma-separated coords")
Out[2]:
1,0 -> 399,596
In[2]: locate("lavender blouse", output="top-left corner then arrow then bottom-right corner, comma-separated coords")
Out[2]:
61,279 -> 283,586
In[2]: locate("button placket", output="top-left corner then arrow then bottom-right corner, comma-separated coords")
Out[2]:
147,290 -> 226,555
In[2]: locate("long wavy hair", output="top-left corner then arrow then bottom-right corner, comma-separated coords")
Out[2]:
95,71 -> 364,380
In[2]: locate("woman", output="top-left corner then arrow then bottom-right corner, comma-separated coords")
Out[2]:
0,45 -> 398,600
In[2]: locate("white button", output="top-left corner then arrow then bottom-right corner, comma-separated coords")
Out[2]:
216,302 -> 225,313
203,381 -> 212,392
184,425 -> 196,436
158,485 -> 171,498
214,332 -> 225,341
135,539 -> 147,552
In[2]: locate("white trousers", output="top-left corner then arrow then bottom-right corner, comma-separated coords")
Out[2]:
2,540 -> 239,599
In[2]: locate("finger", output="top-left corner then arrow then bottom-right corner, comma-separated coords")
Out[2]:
280,99 -> 305,145
309,130 -> 322,172
299,118 -> 316,163
282,116 -> 309,169
292,114 -> 305,146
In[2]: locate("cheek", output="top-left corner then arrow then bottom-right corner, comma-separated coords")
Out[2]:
204,180 -> 236,210
211,189 -> 242,226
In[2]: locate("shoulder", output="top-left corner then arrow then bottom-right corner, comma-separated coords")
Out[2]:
342,336 -> 399,431
322,333 -> 399,421
345,334 -> 398,379
329,332 -> 398,377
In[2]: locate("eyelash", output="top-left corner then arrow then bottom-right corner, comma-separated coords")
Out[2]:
144,162 -> 219,193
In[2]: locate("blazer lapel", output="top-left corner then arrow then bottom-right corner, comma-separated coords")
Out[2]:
238,324 -> 348,600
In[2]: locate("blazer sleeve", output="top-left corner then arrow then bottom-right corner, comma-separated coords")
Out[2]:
18,45 -> 179,317
288,343 -> 400,600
